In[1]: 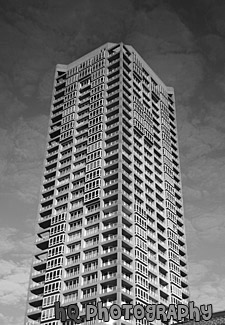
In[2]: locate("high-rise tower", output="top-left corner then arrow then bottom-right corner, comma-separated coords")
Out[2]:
25,42 -> 190,325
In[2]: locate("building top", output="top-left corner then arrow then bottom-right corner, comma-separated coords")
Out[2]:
56,42 -> 174,94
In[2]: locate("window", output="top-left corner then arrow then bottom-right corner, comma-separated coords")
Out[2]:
87,132 -> 103,145
46,257 -> 63,270
85,169 -> 101,182
67,253 -> 80,266
43,294 -> 59,307
50,223 -> 66,236
41,307 -> 55,321
87,154 -> 102,167
48,245 -> 64,258
85,179 -> 101,191
49,234 -> 65,247
84,190 -> 101,202
45,269 -> 62,282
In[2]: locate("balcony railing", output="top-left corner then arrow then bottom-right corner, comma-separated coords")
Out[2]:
27,307 -> 42,314
102,260 -> 117,267
30,281 -> 45,288
102,286 -> 117,294
102,247 -> 117,254
103,234 -> 117,242
102,272 -> 117,280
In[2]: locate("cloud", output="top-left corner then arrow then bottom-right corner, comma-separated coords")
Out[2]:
0,115 -> 48,203
188,260 -> 225,311
0,74 -> 28,124
0,227 -> 34,257
0,227 -> 33,310
0,313 -> 15,325
0,260 -> 30,305
179,120 -> 225,162
199,34 -> 225,63
0,228 -> 18,256
0,226 -> 34,325
185,219 -> 201,253
188,260 -> 212,284
182,186 -> 202,201
124,5 -> 204,102
191,208 -> 225,243
207,3 -> 225,36
190,278 -> 225,312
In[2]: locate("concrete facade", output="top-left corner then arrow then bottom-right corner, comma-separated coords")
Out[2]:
24,42 -> 190,325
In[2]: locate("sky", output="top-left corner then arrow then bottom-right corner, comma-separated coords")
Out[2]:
0,0 -> 225,324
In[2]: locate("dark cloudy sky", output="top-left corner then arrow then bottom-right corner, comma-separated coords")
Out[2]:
0,0 -> 225,323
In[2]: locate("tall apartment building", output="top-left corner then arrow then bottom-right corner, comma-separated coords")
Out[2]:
24,42 -> 190,325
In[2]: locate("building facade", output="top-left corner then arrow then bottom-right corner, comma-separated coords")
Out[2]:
24,42 -> 190,325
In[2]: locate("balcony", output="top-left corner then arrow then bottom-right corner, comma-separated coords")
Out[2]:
83,291 -> 97,299
83,278 -> 98,286
63,295 -> 78,304
106,121 -> 119,131
27,307 -> 42,314
104,200 -> 118,208
47,141 -> 58,149
122,235 -> 132,244
46,157 -> 58,165
104,189 -> 118,198
41,194 -> 54,203
33,258 -> 47,266
121,260 -> 133,270
36,234 -> 49,243
66,258 -> 80,266
85,227 -> 99,237
104,179 -> 118,188
107,104 -> 119,114
30,281 -> 45,289
43,177 -> 55,184
105,158 -> 119,167
73,172 -> 85,181
102,247 -> 117,255
180,265 -> 188,275
122,247 -> 132,257
38,214 -> 51,224
105,148 -> 119,157
121,287 -> 132,296
102,271 -> 117,281
29,294 -> 43,301
84,265 -> 98,273
66,246 -> 81,255
102,260 -> 117,267
85,240 -> 99,248
64,283 -> 79,291
40,204 -> 53,212
26,321 -> 41,325
104,169 -> 118,177
42,185 -> 55,193
102,213 -> 118,223
84,252 -> 98,260
102,223 -> 117,231
181,276 -> 189,286
32,270 -> 46,277
102,286 -> 117,294
65,270 -> 79,279
121,273 -> 132,282
182,287 -> 190,297
102,234 -> 117,242
107,113 -> 119,122
122,190 -> 132,201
